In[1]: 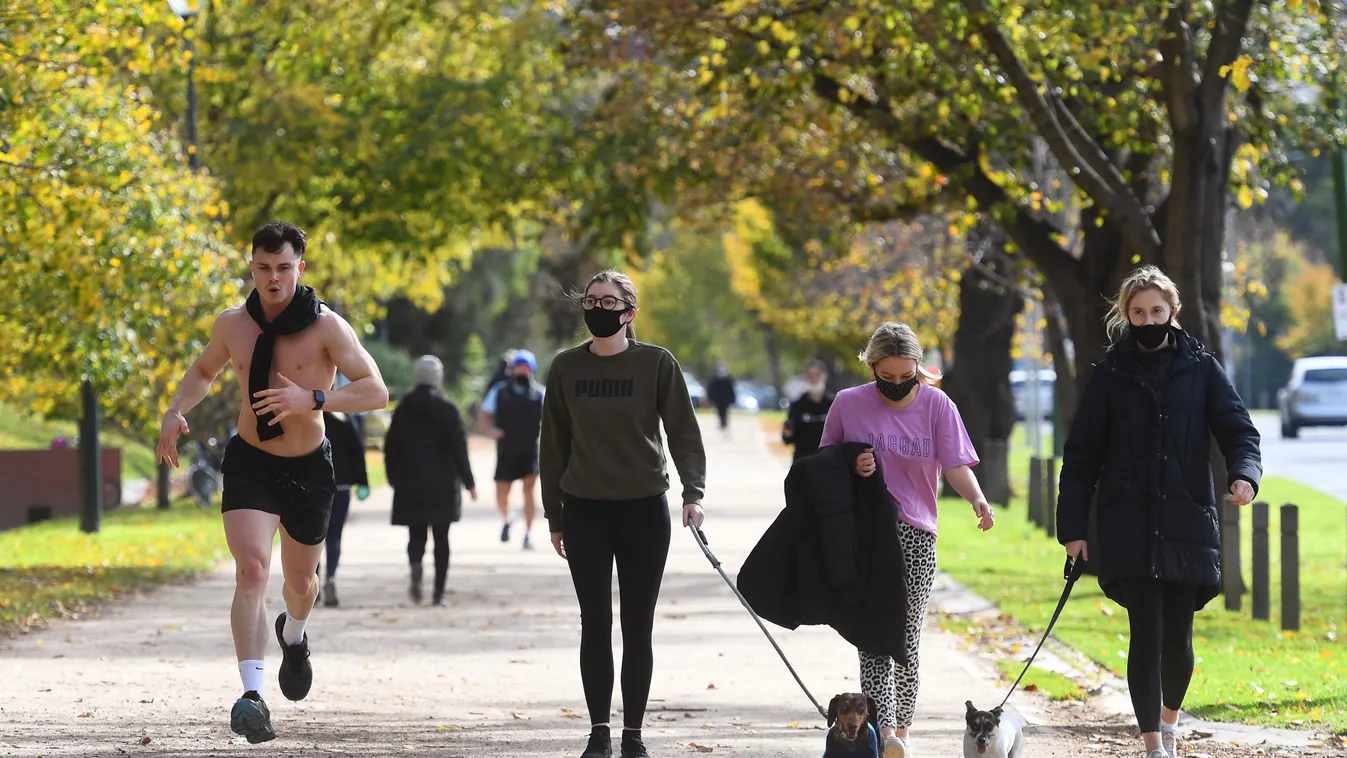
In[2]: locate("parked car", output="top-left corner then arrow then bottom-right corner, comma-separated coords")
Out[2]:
1277,356 -> 1347,438
684,371 -> 706,409
1010,369 -> 1055,421
732,380 -> 782,412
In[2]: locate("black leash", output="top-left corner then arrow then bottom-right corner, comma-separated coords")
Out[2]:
688,526 -> 830,721
997,556 -> 1085,709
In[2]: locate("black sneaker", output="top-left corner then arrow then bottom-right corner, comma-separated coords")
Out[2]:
273,612 -> 313,701
580,726 -> 612,758
229,691 -> 276,744
322,580 -> 339,608
409,565 -> 423,605
500,521 -> 511,543
620,731 -> 650,758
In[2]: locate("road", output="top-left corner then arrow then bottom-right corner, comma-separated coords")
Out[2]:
1250,411 -> 1347,503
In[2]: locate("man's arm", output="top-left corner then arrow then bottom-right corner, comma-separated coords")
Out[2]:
322,313 -> 389,413
166,310 -> 233,417
158,310 -> 233,467
477,385 -> 502,438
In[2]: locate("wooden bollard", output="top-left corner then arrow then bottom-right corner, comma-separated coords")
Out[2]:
1045,458 -> 1058,538
1252,502 -> 1270,621
1028,457 -> 1044,527
1280,504 -> 1300,632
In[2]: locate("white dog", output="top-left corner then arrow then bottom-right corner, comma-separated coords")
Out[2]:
963,701 -> 1025,758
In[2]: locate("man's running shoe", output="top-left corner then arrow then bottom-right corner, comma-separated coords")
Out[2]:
230,691 -> 275,744
274,612 -> 313,701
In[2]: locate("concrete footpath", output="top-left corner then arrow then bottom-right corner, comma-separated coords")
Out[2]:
0,417 -> 1322,757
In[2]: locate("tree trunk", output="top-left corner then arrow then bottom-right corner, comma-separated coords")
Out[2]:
943,235 -> 1023,507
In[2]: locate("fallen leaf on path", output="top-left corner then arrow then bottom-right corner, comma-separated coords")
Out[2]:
706,683 -> 717,690
78,713 -> 91,718
688,744 -> 714,753
512,712 -> 528,720
140,737 -> 151,745
1308,742 -> 1325,749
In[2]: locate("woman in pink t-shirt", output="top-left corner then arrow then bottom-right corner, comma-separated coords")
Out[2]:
820,321 -> 996,758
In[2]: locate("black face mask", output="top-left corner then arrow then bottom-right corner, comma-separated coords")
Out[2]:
584,306 -> 629,339
1129,318 -> 1172,350
875,373 -> 919,402
513,374 -> 531,387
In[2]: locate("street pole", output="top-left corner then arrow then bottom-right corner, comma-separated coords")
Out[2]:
79,379 -> 102,534
158,1 -> 200,510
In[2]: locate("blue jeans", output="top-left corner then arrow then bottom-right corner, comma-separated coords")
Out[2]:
324,489 -> 352,580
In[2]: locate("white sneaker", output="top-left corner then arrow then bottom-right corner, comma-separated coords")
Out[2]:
882,735 -> 908,758
1159,721 -> 1180,757
1147,750 -> 1169,758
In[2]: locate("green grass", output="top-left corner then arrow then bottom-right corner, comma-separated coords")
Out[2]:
993,660 -> 1088,701
0,403 -> 159,481
938,473 -> 1347,733
0,500 -> 228,636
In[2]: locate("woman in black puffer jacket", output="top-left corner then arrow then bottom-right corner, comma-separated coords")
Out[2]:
1056,265 -> 1261,758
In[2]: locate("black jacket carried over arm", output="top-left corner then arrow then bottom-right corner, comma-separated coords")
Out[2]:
1056,329 -> 1262,611
736,442 -> 909,664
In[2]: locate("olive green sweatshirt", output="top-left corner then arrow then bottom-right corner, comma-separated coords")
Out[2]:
540,340 -> 707,533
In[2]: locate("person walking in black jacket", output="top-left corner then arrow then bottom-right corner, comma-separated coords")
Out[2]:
1057,266 -> 1261,758
319,410 -> 369,607
384,355 -> 478,607
706,362 -> 737,438
782,359 -> 835,461
540,270 -> 707,758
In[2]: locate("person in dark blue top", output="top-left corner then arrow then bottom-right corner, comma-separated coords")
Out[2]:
478,349 -> 546,550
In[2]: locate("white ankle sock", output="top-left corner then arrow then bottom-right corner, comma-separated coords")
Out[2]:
282,612 -> 307,645
238,660 -> 265,696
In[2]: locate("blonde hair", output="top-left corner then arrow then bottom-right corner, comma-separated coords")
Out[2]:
1105,265 -> 1183,341
858,322 -> 936,384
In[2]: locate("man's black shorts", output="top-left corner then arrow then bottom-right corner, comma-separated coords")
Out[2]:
221,435 -> 337,546
494,450 -> 539,483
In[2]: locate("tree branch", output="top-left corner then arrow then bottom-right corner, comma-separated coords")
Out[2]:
1160,2 -> 1200,137
810,71 -> 1079,288
1200,0 -> 1259,125
960,0 -> 1161,261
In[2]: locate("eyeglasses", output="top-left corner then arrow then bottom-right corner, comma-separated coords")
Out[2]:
581,295 -> 631,311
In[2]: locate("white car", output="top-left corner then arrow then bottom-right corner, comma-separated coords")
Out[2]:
1278,356 -> 1347,439
1010,369 -> 1055,421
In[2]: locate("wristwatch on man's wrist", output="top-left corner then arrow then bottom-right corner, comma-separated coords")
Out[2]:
312,389 -> 325,411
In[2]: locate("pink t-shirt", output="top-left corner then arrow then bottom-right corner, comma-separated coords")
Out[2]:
819,382 -> 979,536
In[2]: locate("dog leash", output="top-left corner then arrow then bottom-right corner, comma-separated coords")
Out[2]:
688,526 -> 830,721
997,556 -> 1085,709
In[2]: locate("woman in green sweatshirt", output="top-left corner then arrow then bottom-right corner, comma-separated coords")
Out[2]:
540,269 -> 708,758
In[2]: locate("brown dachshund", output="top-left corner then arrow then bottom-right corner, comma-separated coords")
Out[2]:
825,692 -> 879,757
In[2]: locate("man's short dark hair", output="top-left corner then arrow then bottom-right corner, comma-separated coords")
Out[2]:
252,220 -> 307,258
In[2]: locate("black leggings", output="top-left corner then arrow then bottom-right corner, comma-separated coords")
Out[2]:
407,523 -> 451,595
563,494 -> 671,729
1117,579 -> 1198,733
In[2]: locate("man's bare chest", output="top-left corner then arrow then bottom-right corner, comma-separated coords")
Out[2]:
226,323 -> 332,388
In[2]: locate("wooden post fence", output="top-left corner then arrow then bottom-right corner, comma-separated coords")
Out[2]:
1251,501 -> 1270,621
1281,504 -> 1301,632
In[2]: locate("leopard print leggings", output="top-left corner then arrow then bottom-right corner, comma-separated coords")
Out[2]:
859,521 -> 938,729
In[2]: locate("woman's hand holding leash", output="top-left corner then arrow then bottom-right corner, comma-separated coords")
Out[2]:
1065,539 -> 1089,562
682,502 -> 705,529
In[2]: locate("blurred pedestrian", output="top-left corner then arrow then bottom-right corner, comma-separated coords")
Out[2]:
384,355 -> 478,606
318,410 -> 369,608
782,359 -> 834,461
478,348 -> 545,549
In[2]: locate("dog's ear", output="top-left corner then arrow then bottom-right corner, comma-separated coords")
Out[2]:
991,706 -> 1004,720
866,695 -> 879,728
826,695 -> 840,727
965,701 -> 979,724
966,700 -> 977,714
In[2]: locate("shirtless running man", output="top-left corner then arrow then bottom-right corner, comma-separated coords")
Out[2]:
156,220 -> 389,743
